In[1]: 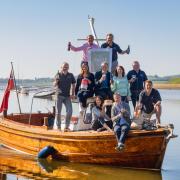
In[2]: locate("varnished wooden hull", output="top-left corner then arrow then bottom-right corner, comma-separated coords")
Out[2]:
0,113 -> 170,170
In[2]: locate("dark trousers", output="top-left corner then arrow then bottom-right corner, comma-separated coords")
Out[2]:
131,91 -> 140,109
77,90 -> 93,107
91,118 -> 113,131
121,96 -> 129,103
114,124 -> 130,144
95,88 -> 113,100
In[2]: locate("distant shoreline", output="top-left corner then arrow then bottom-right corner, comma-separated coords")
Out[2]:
154,83 -> 180,90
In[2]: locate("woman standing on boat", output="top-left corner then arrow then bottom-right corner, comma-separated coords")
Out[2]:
75,62 -> 95,113
111,65 -> 131,103
91,96 -> 113,132
68,34 -> 99,65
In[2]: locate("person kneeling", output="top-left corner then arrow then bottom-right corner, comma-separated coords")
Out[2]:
111,92 -> 131,151
91,96 -> 113,132
138,80 -> 162,125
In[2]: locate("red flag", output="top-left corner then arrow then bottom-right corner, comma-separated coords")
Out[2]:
0,70 -> 15,113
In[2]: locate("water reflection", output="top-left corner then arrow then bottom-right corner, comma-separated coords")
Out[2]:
0,146 -> 162,180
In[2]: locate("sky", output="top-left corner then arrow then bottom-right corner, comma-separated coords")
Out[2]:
0,0 -> 180,79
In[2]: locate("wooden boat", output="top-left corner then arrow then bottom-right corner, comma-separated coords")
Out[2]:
0,112 -> 175,170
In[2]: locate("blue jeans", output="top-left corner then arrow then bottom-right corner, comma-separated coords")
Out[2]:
56,95 -> 72,129
114,124 -> 130,144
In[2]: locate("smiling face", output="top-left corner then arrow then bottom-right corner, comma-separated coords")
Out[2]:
145,81 -> 153,92
81,63 -> 89,73
132,61 -> 140,71
101,62 -> 108,72
87,35 -> 94,45
95,96 -> 103,107
106,34 -> 113,45
61,62 -> 69,72
113,93 -> 121,103
117,66 -> 123,75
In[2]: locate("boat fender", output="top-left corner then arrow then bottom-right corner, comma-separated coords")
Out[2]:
38,146 -> 57,159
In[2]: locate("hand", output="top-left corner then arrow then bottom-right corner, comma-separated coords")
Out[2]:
68,42 -> 71,51
130,77 -> 136,83
126,45 -> 130,54
70,95 -> 76,99
101,74 -> 106,81
88,79 -> 91,84
100,111 -> 105,117
110,79 -> 114,84
127,96 -> 131,101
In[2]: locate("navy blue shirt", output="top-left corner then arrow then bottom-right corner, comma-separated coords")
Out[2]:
101,42 -> 122,62
127,70 -> 147,92
139,88 -> 162,114
94,71 -> 111,90
55,72 -> 76,97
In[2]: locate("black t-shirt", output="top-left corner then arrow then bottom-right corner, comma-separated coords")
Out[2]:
101,42 -> 122,62
127,70 -> 147,92
139,88 -> 162,114
55,72 -> 76,97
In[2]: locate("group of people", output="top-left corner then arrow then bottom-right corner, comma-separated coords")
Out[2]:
54,33 -> 162,151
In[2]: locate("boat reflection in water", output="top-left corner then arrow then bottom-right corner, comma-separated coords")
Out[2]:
0,146 -> 162,180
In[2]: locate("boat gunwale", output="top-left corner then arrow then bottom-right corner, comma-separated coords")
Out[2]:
0,114 -> 168,140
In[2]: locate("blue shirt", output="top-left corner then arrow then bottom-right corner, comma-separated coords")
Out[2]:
127,70 -> 147,92
139,88 -> 162,114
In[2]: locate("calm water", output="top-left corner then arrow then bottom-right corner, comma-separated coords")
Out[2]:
0,89 -> 180,180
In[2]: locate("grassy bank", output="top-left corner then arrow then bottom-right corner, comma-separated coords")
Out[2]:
154,83 -> 180,89
153,78 -> 180,89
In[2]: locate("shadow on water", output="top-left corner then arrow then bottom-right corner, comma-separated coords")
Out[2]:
0,146 -> 162,180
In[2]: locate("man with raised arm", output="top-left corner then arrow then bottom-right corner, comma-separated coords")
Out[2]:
53,62 -> 76,132
101,33 -> 130,73
68,34 -> 99,65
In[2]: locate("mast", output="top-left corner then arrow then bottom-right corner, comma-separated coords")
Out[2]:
88,16 -> 99,46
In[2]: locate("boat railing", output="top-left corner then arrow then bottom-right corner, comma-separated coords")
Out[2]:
28,90 -> 55,125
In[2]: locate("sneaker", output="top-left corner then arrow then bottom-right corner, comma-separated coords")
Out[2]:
115,143 -> 125,151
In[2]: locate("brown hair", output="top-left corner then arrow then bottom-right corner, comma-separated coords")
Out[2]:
114,65 -> 125,77
80,63 -> 89,75
106,33 -> 114,39
145,80 -> 153,85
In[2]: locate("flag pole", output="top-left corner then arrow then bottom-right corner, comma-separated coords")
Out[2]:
11,62 -> 22,114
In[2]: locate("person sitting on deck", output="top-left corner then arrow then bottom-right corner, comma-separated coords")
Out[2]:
94,62 -> 113,117
111,92 -> 131,151
136,80 -> 162,125
91,96 -> 113,132
68,34 -> 99,65
75,62 -> 95,114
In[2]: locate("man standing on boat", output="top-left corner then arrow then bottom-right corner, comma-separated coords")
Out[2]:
53,62 -> 76,131
68,34 -> 99,65
127,61 -> 147,109
137,80 -> 162,124
101,33 -> 130,73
